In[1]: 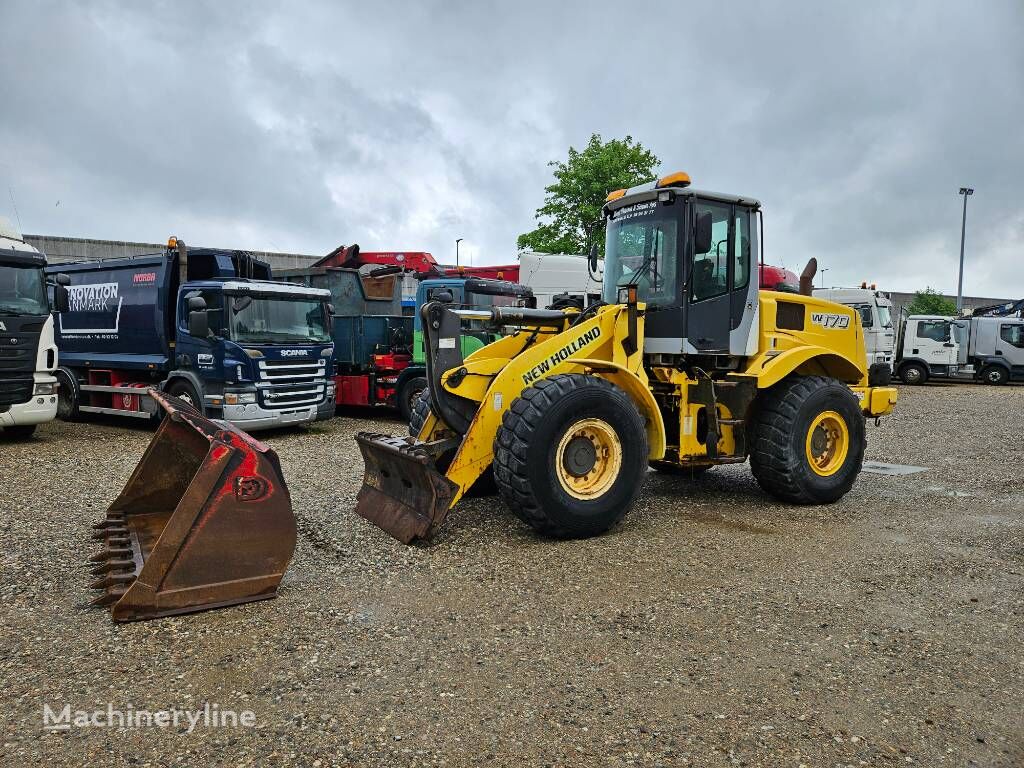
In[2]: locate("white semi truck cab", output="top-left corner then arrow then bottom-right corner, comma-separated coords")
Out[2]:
0,220 -> 66,438
813,286 -> 896,376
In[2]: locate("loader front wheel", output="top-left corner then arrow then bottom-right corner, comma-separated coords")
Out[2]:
750,375 -> 865,505
493,374 -> 647,538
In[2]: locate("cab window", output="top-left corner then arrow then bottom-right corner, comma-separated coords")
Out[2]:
1000,324 -> 1024,348
691,202 -> 730,301
732,209 -> 750,290
916,320 -> 949,342
853,304 -> 873,328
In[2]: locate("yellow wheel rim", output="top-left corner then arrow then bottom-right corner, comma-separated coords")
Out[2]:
804,410 -> 850,476
555,418 -> 622,500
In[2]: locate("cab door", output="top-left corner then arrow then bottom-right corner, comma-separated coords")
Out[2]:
685,200 -> 732,353
997,323 -> 1024,377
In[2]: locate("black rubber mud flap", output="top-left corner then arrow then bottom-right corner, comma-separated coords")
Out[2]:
354,433 -> 459,543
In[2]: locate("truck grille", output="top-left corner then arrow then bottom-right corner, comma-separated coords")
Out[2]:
257,359 -> 327,410
0,373 -> 33,408
0,325 -> 42,374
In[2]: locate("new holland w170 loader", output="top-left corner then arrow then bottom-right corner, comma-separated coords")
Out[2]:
354,172 -> 899,543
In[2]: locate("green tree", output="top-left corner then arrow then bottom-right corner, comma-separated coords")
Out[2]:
906,287 -> 958,316
517,134 -> 659,256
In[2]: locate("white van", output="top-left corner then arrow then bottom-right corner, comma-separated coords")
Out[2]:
517,252 -> 603,309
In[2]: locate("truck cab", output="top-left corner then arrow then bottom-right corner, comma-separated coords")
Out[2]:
50,240 -> 335,430
393,276 -> 534,419
0,219 -> 64,438
813,287 -> 895,377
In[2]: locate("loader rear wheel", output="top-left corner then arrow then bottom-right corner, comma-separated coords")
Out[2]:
750,375 -> 865,505
493,374 -> 647,538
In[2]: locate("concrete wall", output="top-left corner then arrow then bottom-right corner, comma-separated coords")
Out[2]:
25,234 -> 322,271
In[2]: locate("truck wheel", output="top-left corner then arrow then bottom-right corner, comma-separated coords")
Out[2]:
649,461 -> 711,477
55,368 -> 81,421
493,374 -> 648,538
408,387 -> 432,437
981,365 -> 1008,385
898,363 -> 927,385
409,387 -> 496,495
2,424 -> 37,440
399,376 -> 428,423
167,380 -> 204,415
750,375 -> 865,505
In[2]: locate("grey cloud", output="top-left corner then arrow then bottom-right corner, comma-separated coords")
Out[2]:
0,0 -> 1021,296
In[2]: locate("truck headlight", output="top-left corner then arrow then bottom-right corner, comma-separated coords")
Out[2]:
326,382 -> 336,395
34,382 -> 58,395
225,392 -> 257,405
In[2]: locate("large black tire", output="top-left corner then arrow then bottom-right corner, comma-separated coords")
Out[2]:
55,368 -> 81,421
898,362 -> 928,385
2,424 -> 37,440
410,387 -> 496,496
398,376 -> 428,423
749,375 -> 866,505
408,387 -> 432,437
166,379 -> 204,416
493,374 -> 648,538
980,365 -> 1008,385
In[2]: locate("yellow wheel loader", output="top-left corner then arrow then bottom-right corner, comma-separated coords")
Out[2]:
355,172 -> 898,543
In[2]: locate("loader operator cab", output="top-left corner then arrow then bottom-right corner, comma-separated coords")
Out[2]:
602,172 -> 759,358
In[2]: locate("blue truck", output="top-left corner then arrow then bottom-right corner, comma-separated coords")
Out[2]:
47,238 -> 336,430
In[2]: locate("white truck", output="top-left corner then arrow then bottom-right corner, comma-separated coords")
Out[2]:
812,286 -> 896,377
895,312 -> 1024,385
0,219 -> 67,438
517,251 -> 603,309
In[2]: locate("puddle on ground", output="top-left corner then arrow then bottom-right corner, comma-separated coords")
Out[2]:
862,461 -> 928,476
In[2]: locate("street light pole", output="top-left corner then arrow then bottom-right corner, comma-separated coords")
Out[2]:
819,267 -> 829,288
956,187 -> 974,314
455,238 -> 463,267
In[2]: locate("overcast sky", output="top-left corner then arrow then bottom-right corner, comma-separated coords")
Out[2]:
1,1 -> 1021,297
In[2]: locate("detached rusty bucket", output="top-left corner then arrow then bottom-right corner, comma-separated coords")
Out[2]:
354,433 -> 458,544
89,390 -> 295,622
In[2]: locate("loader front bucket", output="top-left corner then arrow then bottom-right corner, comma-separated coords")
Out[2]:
88,390 -> 295,622
354,433 -> 458,544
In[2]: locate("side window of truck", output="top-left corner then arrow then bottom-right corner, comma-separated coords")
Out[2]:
853,304 -> 873,328
916,320 -> 949,342
1000,324 -> 1024,348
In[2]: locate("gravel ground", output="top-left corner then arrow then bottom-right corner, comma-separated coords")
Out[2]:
1,383 -> 1022,767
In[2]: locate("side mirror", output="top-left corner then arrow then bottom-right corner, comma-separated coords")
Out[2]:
232,295 -> 252,313
694,212 -> 713,254
188,310 -> 209,339
431,289 -> 454,303
55,273 -> 71,286
53,284 -> 69,313
187,296 -> 207,312
326,303 -> 335,317
588,241 -> 599,274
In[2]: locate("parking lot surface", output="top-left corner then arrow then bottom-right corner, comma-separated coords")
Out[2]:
2,384 -> 1022,767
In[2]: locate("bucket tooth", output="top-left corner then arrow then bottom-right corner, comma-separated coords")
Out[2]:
90,588 -> 126,608
90,559 -> 136,576
90,573 -> 136,590
89,547 -> 131,563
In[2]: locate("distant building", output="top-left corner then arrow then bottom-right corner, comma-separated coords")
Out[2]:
24,234 -> 321,272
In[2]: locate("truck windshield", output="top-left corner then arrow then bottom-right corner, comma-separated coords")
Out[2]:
602,200 -> 680,306
877,304 -> 893,328
228,296 -> 331,344
0,264 -> 48,315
